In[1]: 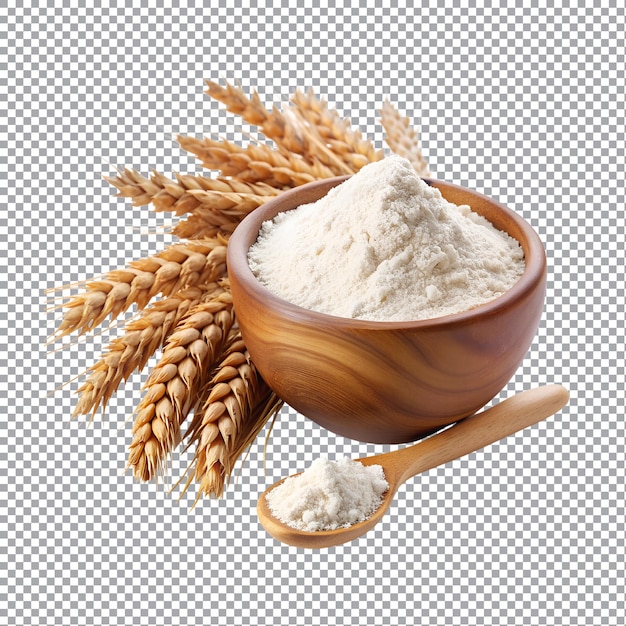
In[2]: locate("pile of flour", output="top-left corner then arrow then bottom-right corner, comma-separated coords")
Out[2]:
266,457 -> 389,532
248,155 -> 525,321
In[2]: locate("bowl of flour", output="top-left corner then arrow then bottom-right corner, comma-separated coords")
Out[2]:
227,156 -> 547,443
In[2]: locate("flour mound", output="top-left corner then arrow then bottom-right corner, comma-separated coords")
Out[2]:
266,457 -> 389,532
248,156 -> 525,322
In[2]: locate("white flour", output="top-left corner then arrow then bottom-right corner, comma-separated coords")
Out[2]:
266,457 -> 389,532
248,156 -> 525,321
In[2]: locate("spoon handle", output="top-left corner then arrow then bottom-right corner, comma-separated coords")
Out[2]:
383,385 -> 569,484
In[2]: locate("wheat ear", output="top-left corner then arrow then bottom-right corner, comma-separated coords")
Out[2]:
173,184 -> 279,240
105,167 -> 279,239
73,284 -> 217,420
289,88 -> 384,171
52,238 -> 227,340
177,135 -> 336,188
182,331 -> 283,500
205,79 -> 354,176
105,168 -> 204,216
379,99 -> 430,176
126,285 -> 235,481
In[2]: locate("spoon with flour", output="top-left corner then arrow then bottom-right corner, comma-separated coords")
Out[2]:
257,384 -> 569,549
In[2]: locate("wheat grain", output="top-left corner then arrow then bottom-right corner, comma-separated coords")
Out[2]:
53,239 -> 227,340
379,99 -> 430,176
73,284 -> 219,420
127,286 -> 235,481
181,331 -> 283,500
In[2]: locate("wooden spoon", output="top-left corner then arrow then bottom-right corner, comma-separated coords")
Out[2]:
257,384 -> 569,549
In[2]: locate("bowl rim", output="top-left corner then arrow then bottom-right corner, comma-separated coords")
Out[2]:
227,175 -> 547,330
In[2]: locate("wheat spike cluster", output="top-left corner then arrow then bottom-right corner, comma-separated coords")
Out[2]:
50,80 -> 429,502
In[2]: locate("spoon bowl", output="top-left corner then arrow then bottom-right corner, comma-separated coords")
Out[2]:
257,385 -> 569,548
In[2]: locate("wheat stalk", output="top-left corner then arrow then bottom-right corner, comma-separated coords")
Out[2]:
379,99 -> 430,176
52,238 -> 227,340
127,285 -> 235,481
181,331 -> 283,500
73,284 -> 218,420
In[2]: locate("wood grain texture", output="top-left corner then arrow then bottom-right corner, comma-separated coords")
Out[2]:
227,176 -> 547,444
257,385 -> 569,548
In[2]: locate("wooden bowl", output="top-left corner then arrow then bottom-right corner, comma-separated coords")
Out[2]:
227,176 -> 547,444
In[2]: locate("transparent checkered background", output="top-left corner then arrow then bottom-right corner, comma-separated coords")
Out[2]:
1,1 -> 624,624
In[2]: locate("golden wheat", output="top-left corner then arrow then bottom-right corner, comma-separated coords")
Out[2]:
106,168 -> 201,216
53,239 -> 227,340
53,78 -> 429,502
379,99 -> 430,177
206,79 -> 356,176
177,135 -> 336,187
127,286 -> 235,481
107,168 -> 278,214
289,88 -> 384,171
106,167 -> 280,239
73,284 -> 218,420
182,331 -> 283,500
